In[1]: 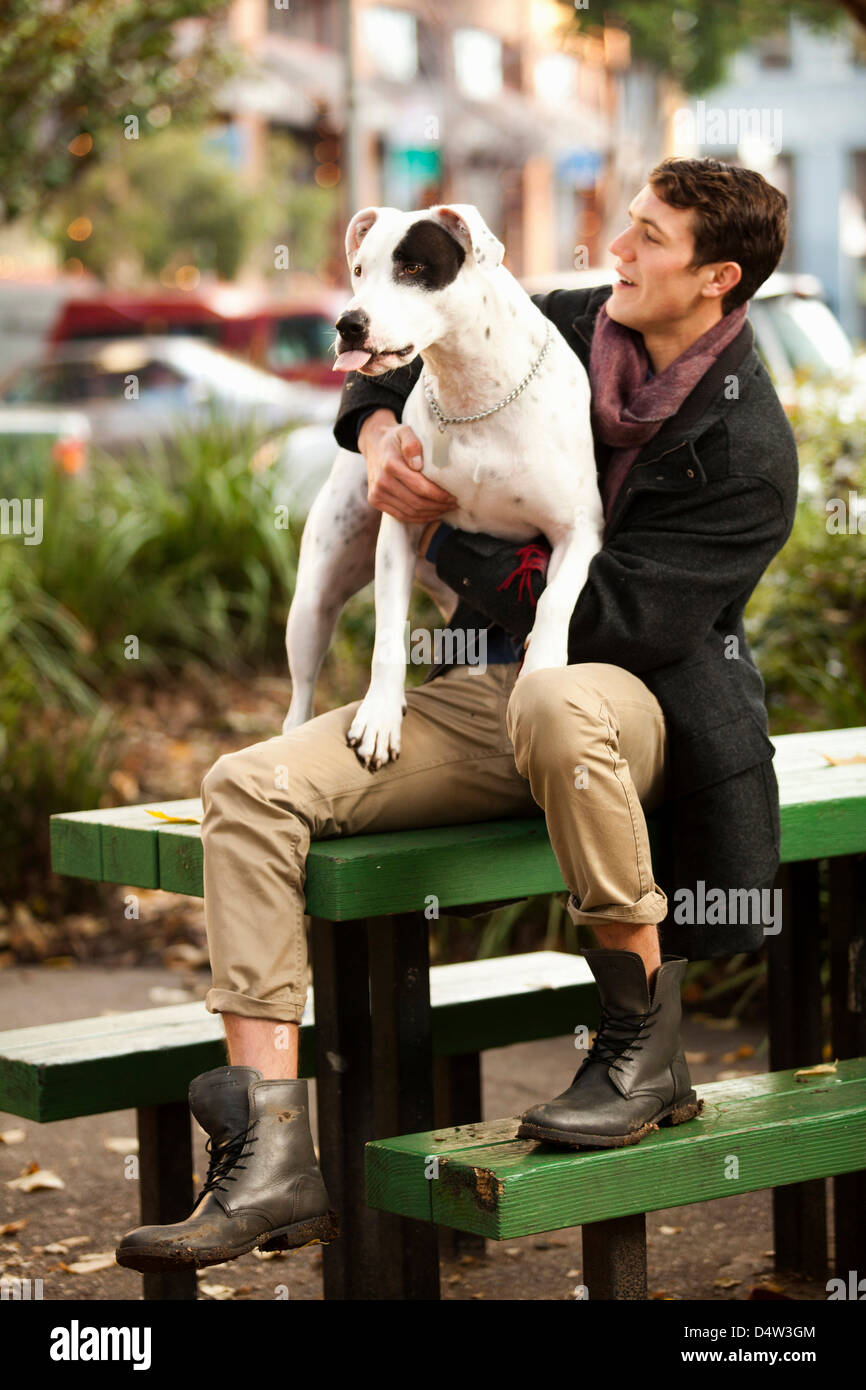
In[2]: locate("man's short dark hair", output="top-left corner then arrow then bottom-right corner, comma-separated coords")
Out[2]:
648,156 -> 788,313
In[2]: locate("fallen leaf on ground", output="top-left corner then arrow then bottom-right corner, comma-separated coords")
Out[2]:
65,1252 -> 116,1274
104,1138 -> 138,1155
43,1236 -> 91,1254
0,1220 -> 27,1236
199,1282 -> 236,1300
821,753 -> 866,766
148,986 -> 191,1005
6,1169 -> 65,1192
713,1277 -> 741,1289
684,1051 -> 709,1065
0,1130 -> 26,1145
659,1225 -> 682,1236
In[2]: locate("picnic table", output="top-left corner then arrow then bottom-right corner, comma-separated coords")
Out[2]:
41,724 -> 866,1299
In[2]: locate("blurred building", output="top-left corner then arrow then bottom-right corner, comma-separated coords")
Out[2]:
219,0 -> 668,280
674,18 -> 866,339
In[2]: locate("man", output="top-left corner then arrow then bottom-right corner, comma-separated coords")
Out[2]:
117,158 -> 797,1270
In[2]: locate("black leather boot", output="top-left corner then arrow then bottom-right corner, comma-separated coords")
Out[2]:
517,949 -> 704,1148
116,1066 -> 338,1272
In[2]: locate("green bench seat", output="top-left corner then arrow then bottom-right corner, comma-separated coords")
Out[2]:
366,1059 -> 866,1298
0,950 -> 596,1122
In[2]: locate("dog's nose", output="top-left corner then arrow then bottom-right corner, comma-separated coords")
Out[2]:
335,309 -> 369,344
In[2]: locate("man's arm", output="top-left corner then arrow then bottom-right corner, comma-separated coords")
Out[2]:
429,477 -> 791,674
333,356 -> 423,453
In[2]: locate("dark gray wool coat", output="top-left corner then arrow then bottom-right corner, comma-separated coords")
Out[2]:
333,285 -> 800,959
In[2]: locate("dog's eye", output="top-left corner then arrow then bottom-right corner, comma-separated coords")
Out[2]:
353,264 -> 362,277
403,263 -> 424,275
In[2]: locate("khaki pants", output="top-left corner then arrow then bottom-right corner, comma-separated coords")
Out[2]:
201,662 -> 668,1023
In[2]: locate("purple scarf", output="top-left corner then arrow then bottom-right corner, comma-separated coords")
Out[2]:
588,299 -> 748,522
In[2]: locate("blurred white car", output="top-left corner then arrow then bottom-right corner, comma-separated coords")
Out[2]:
0,335 -> 338,455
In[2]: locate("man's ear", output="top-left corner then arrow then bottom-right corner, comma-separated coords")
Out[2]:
427,204 -> 505,270
345,207 -> 380,266
702,260 -> 743,301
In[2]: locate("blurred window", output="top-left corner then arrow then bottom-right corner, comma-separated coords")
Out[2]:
454,29 -> 502,100
268,315 -> 335,367
361,7 -> 417,82
268,0 -> 339,46
534,53 -> 578,105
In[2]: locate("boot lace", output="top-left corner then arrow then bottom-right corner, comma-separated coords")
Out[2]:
576,1002 -> 662,1079
194,1123 -> 259,1205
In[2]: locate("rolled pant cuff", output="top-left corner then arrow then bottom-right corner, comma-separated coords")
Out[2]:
565,887 -> 669,928
205,987 -> 308,1024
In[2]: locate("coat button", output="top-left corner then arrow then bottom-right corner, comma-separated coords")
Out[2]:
462,577 -> 470,587
686,468 -> 695,477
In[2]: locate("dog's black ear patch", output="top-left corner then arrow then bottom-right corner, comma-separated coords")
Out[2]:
392,221 -> 465,291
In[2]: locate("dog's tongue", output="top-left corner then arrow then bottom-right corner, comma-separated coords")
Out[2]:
332,350 -> 372,372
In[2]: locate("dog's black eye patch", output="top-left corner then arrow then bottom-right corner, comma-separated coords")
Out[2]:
392,221 -> 465,291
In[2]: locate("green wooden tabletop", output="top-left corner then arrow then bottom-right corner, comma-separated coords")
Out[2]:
365,1058 -> 866,1239
49,727 -> 866,919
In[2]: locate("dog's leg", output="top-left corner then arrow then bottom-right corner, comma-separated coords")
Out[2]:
346,512 -> 421,771
519,520 -> 600,677
284,450 -> 380,733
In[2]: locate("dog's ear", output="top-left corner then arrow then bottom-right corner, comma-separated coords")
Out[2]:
428,204 -> 505,270
345,207 -> 379,265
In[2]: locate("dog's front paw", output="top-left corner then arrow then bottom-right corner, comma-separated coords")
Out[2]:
346,695 -> 406,772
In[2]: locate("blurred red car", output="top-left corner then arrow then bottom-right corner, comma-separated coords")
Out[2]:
50,287 -> 347,390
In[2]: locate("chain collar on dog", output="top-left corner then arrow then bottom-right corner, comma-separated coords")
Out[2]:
423,320 -> 553,433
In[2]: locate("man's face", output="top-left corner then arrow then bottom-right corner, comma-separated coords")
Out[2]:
606,184 -> 720,336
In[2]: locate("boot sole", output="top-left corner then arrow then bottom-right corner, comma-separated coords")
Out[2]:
516,1092 -> 705,1150
115,1210 -> 340,1274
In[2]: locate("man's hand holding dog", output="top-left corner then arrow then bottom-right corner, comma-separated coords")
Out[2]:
358,408 -> 456,551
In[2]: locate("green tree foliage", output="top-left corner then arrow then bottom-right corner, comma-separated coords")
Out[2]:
48,127 -> 266,282
0,0 -> 241,223
560,1 -> 847,92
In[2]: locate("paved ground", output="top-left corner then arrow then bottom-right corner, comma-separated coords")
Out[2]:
0,963 -> 832,1302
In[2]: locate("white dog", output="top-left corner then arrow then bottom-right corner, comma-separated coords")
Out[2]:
283,204 -> 604,770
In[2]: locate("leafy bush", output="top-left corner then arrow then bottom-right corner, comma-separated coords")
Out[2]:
746,392 -> 866,732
